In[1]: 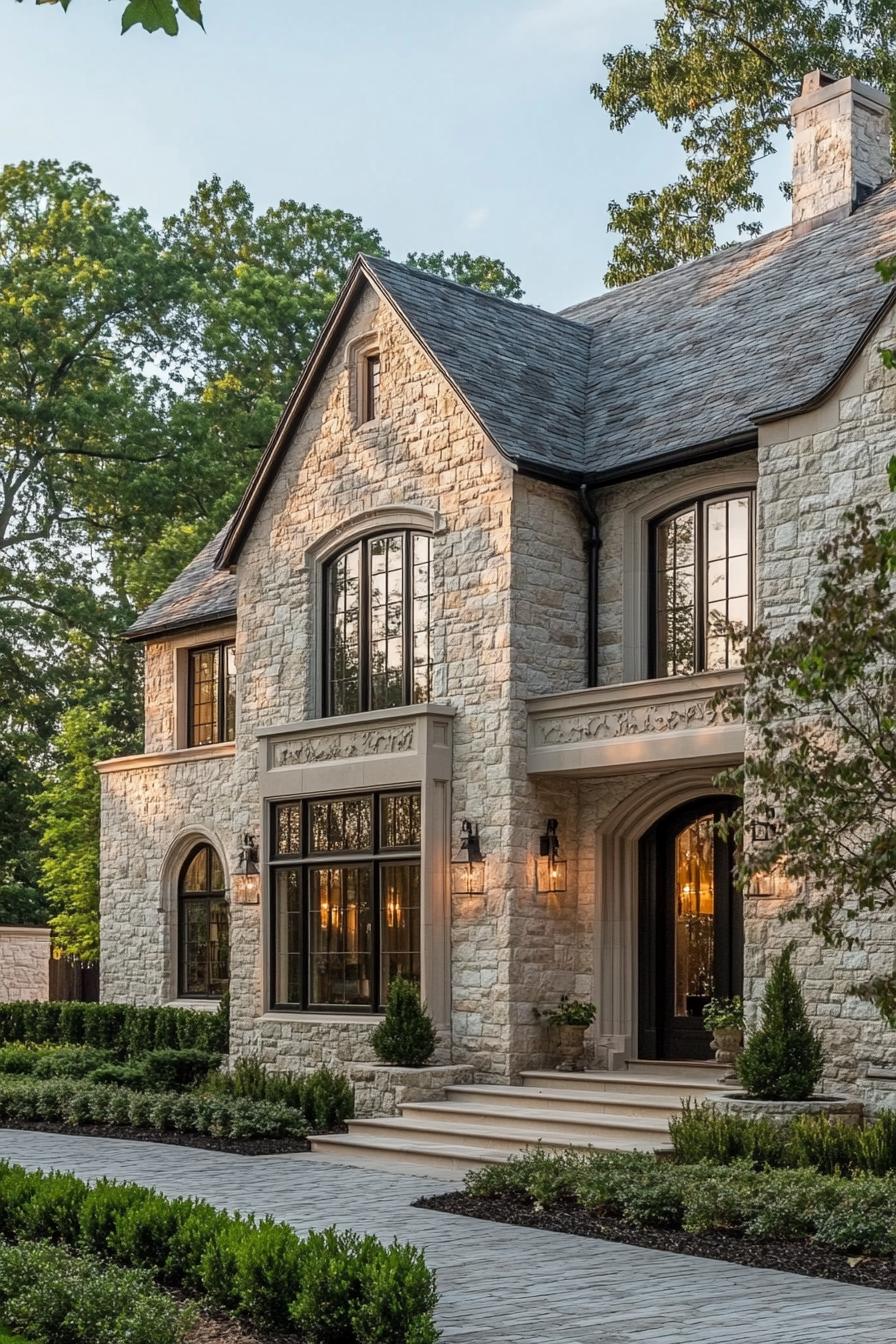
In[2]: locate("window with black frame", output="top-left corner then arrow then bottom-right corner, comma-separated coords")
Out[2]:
324,530 -> 432,717
270,790 -> 422,1012
652,492 -> 754,677
187,641 -> 236,746
178,843 -> 229,998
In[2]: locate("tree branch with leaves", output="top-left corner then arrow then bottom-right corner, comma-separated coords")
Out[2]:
17,0 -> 203,37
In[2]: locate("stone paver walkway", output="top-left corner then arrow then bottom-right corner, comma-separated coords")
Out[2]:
0,1131 -> 893,1343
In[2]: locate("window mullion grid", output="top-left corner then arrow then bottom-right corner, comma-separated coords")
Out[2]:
696,501 -> 706,675
361,542 -> 371,713
403,532 -> 412,708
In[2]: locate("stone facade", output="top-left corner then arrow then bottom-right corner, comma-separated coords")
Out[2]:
792,72 -> 891,226
98,89 -> 896,1102
349,1062 -> 475,1117
0,927 -> 49,1002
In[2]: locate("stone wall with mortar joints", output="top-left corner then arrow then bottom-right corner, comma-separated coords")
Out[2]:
228,283 -> 519,1078
143,643 -> 174,755
99,757 -> 238,1004
505,477 -> 587,1072
0,928 -> 50,1002
747,308 -> 896,1098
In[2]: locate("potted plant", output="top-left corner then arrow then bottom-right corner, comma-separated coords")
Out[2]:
711,946 -> 862,1126
538,996 -> 597,1071
702,995 -> 744,1069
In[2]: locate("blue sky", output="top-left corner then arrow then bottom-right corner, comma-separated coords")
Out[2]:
0,0 -> 792,309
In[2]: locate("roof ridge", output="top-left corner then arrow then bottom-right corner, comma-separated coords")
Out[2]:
361,252 -> 590,333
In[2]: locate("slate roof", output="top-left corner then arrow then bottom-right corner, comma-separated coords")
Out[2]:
127,184 -> 896,639
123,524 -> 236,641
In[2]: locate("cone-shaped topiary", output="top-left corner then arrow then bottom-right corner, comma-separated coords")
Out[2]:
371,975 -> 438,1068
737,944 -> 824,1101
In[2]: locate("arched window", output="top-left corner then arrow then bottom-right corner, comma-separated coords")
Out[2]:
178,843 -> 229,998
651,491 -> 754,677
324,530 -> 432,716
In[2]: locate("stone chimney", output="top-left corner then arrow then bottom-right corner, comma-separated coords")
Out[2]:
791,70 -> 891,230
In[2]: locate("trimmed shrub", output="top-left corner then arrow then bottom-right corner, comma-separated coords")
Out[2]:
203,1059 -> 354,1131
737,945 -> 824,1101
0,1159 -> 440,1344
0,1239 -> 192,1344
371,976 -> 437,1068
0,1075 -> 305,1140
0,997 -> 228,1058
669,1100 -> 790,1168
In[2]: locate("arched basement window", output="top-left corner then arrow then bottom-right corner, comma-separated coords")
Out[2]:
324,530 -> 432,715
178,843 -> 229,998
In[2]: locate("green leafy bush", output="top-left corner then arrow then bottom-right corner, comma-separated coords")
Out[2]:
737,945 -> 824,1101
0,1240 -> 192,1344
371,976 -> 437,1068
0,998 -> 228,1058
0,1075 -> 305,1139
203,1058 -> 353,1131
670,1101 -> 896,1178
461,1146 -> 896,1256
0,1160 -> 440,1344
288,1227 -> 439,1344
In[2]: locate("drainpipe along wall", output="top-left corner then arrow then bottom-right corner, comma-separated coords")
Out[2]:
578,484 -> 601,688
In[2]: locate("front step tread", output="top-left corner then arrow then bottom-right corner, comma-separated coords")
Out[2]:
444,1085 -> 683,1110
520,1070 -> 726,1091
403,1100 -> 675,1126
345,1116 -> 669,1144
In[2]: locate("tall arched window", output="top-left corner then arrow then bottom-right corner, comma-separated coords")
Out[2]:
651,491 -> 754,677
325,530 -> 432,716
178,843 -> 229,998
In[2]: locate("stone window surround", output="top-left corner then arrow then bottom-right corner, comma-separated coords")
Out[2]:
622,465 -> 758,684
164,622 -> 238,752
305,505 -> 445,720
158,825 -> 232,1006
344,330 -> 382,428
255,702 -> 454,1028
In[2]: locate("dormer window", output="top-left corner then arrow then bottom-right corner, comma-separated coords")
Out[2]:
651,492 -> 754,677
188,641 -> 236,746
363,353 -> 381,422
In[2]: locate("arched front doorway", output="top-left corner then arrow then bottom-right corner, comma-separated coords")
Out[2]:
638,795 -> 741,1060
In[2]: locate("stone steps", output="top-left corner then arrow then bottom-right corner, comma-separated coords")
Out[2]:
309,1061 -> 729,1174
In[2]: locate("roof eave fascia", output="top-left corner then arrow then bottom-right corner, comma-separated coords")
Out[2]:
121,610 -> 238,644
751,287 -> 896,426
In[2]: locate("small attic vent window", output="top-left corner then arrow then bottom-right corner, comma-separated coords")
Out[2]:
363,353 -> 381,422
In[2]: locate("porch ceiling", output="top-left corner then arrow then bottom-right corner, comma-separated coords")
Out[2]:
526,669 -> 744,777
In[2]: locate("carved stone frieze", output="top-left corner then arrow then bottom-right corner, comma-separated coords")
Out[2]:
535,696 -> 728,748
272,723 -> 416,767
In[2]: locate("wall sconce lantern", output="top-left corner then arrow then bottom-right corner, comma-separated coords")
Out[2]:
750,808 -> 778,846
231,833 -> 260,905
451,819 -> 486,896
536,819 -> 567,895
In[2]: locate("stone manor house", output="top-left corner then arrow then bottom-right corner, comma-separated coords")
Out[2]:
100,72 -> 896,1101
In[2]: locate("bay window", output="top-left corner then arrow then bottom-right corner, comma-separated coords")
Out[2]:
270,789 -> 422,1012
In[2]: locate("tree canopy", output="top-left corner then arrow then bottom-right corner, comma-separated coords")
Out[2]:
593,0 -> 896,285
19,0 -> 204,36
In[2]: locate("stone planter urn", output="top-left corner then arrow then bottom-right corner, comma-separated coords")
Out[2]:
710,1027 -> 743,1069
556,1024 -> 588,1072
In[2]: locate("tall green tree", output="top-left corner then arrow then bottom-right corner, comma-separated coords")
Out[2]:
593,0 -> 896,285
721,493 -> 896,1023
17,0 -> 204,37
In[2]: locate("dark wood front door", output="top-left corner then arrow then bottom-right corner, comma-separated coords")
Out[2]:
638,796 -> 742,1061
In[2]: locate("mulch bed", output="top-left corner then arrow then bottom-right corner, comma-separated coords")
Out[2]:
415,1191 -> 896,1292
1,1120 -> 309,1156
185,1306 -> 298,1344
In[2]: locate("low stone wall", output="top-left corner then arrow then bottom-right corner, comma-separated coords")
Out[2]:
710,1093 -> 864,1126
349,1062 -> 475,1116
0,926 -> 50,1003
